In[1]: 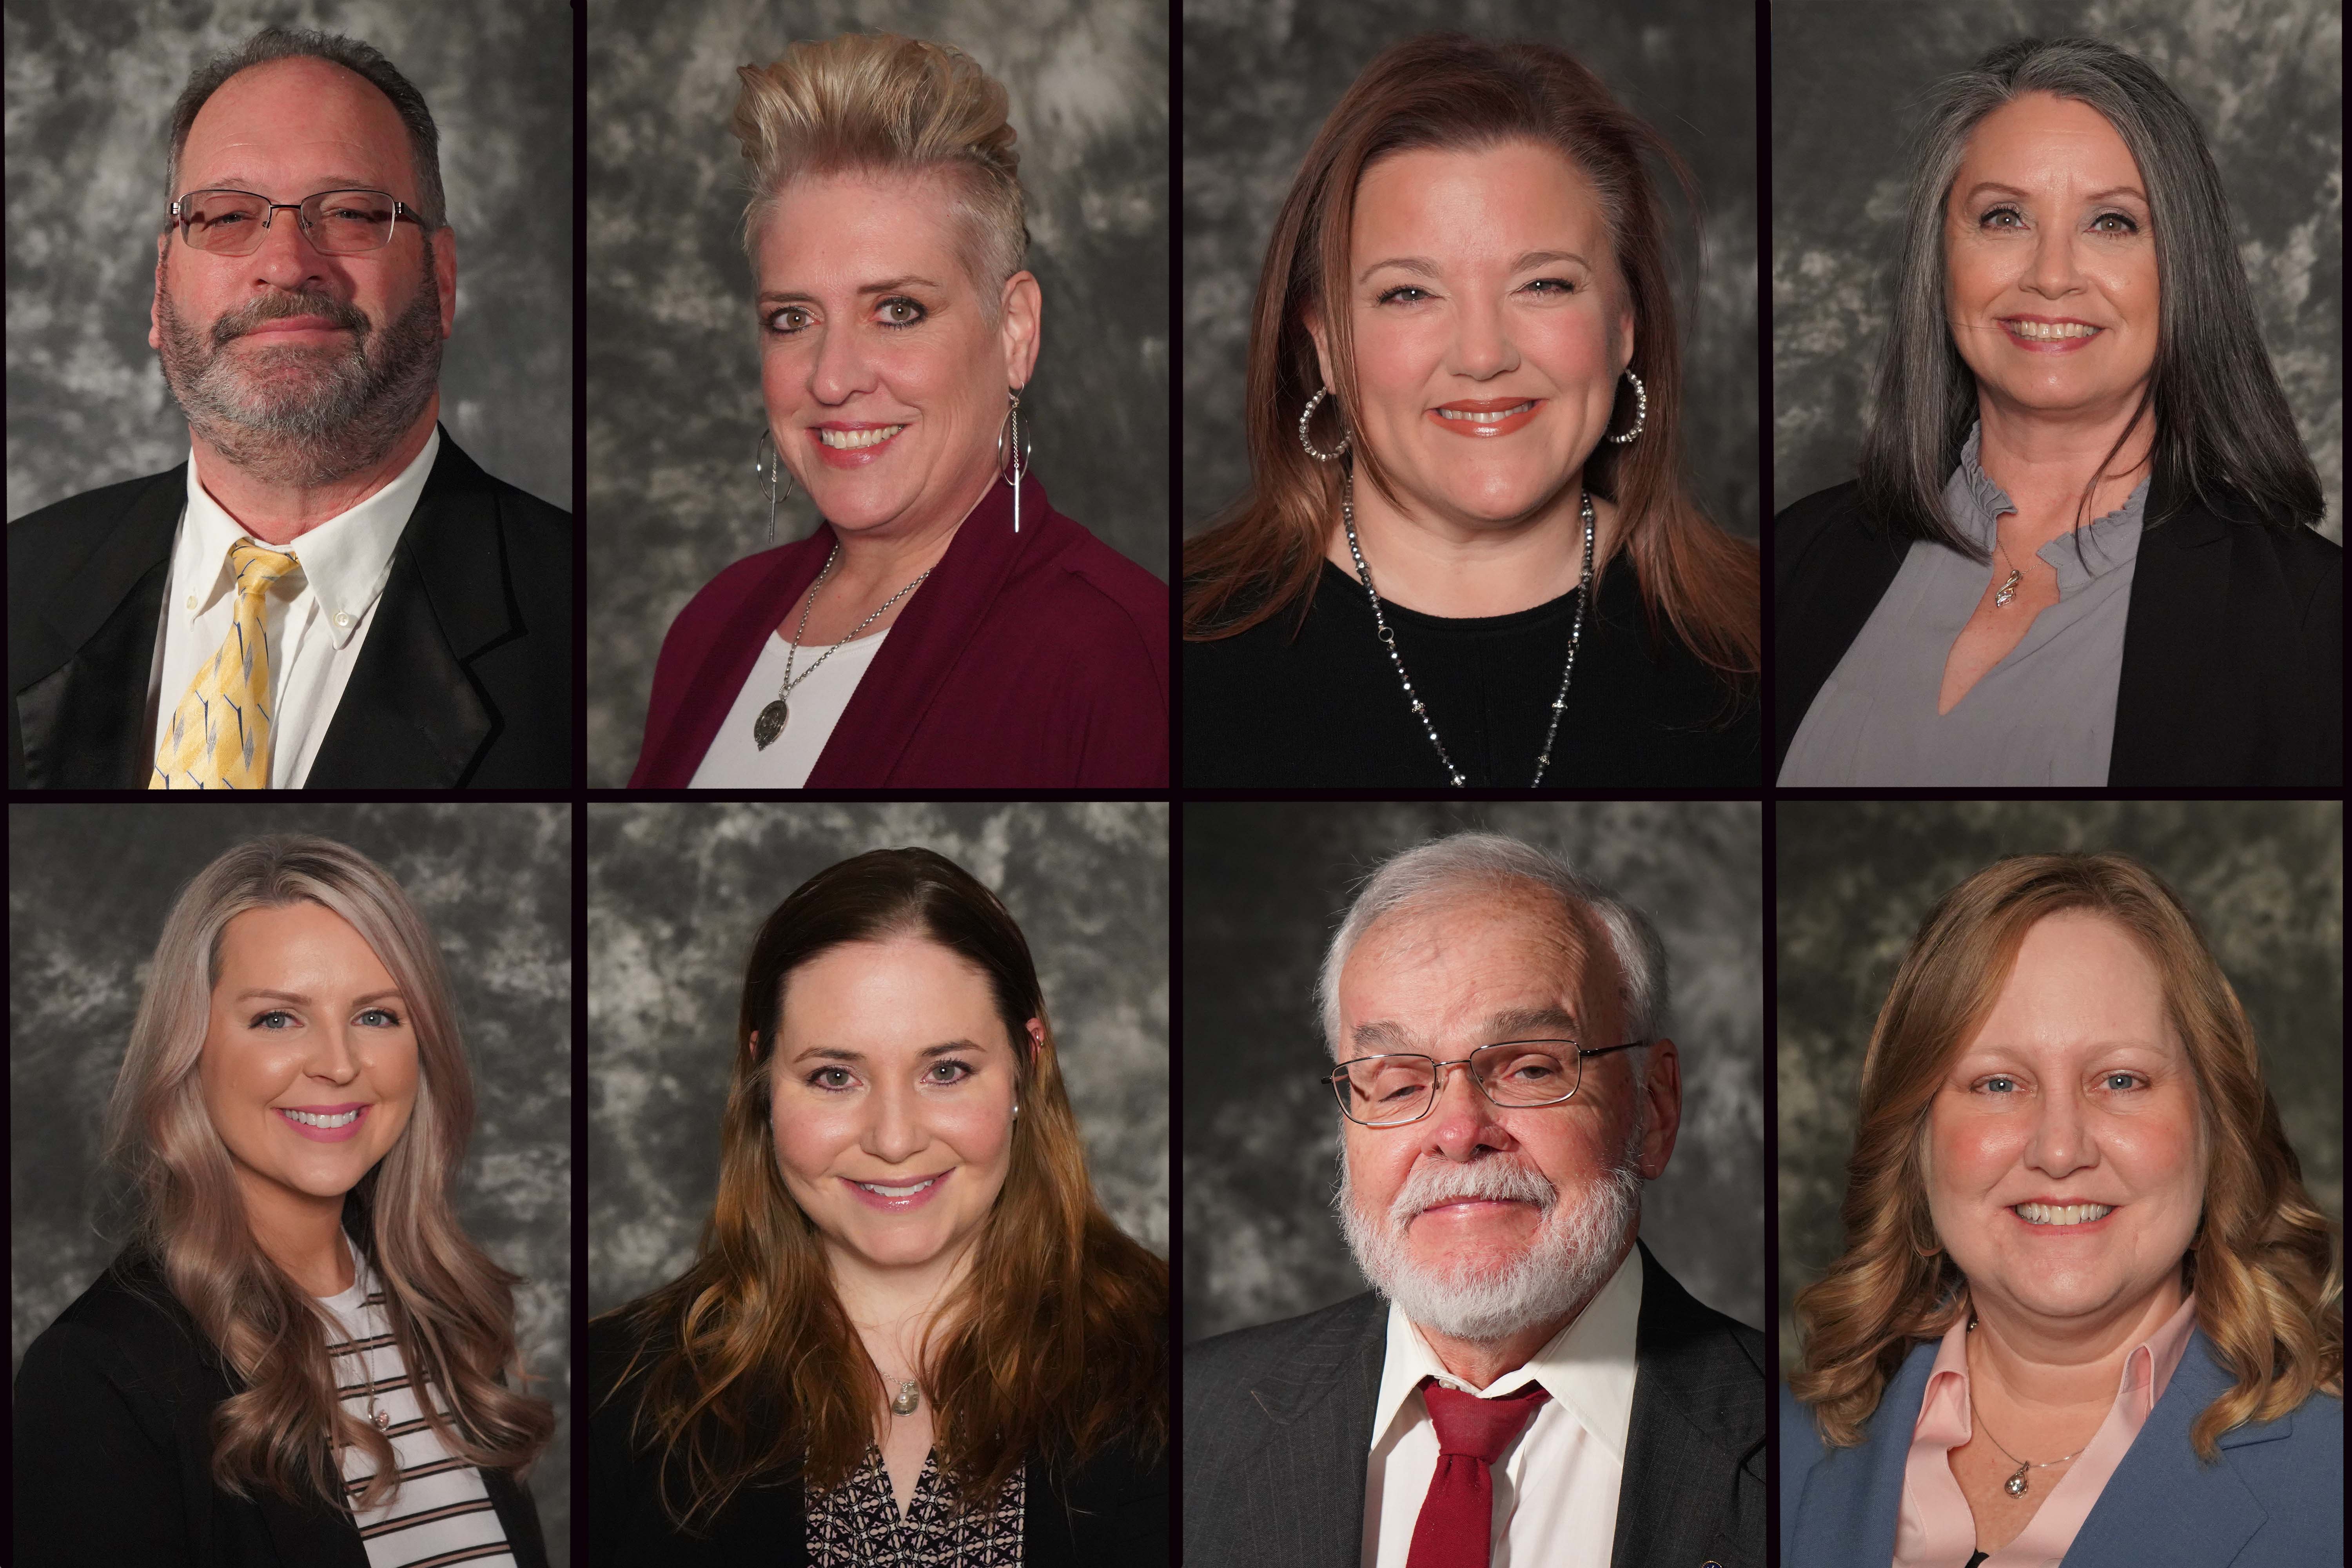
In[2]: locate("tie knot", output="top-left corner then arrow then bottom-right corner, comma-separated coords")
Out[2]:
229,538 -> 299,596
1420,1378 -> 1551,1465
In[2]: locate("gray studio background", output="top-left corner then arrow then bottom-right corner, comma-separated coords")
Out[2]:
4,0 -> 575,516
1181,0 -> 1759,540
1183,801 -> 1764,1345
7,802 -> 576,1560
1777,800 -> 2345,1369
586,0 -> 1171,786
586,802 -> 1168,1315
1772,0 -> 2343,539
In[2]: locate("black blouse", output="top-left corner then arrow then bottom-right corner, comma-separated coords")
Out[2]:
1184,557 -> 1760,787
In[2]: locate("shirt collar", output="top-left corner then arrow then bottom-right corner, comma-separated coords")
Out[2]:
1370,1242 -> 1644,1463
1948,421 -> 2150,594
1922,1289 -> 2201,1432
181,427 -> 439,648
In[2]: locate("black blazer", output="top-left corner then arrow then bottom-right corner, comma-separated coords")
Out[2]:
1773,479 -> 2343,785
11,1247 -> 550,1568
8,430 -> 573,789
585,1312 -> 1169,1566
1180,1242 -> 1766,1568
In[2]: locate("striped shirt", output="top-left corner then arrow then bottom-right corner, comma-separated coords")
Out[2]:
319,1259 -> 516,1568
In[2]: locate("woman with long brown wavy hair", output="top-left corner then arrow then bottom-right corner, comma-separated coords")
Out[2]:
1182,33 -> 1759,788
586,847 -> 1168,1565
1782,852 -> 2341,1567
13,836 -> 555,1568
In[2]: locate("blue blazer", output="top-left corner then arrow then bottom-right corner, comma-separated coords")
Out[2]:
1780,1328 -> 2342,1567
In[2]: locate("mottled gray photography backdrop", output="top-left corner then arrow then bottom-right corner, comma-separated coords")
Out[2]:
1777,800 -> 2345,1368
7,802 -> 575,1559
4,0 -> 575,517
587,802 -> 1168,1315
586,0 -> 1171,785
1181,0 -> 1760,538
1771,0 -> 2343,539
1183,801 -> 1764,1345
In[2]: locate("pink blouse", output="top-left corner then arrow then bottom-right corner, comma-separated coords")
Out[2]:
1892,1292 -> 2198,1568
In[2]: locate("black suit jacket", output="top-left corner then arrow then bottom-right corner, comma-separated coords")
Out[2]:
8,430 -> 573,788
584,1311 -> 1169,1566
1773,479 -> 2343,785
1180,1242 -> 1766,1568
11,1247 -> 549,1568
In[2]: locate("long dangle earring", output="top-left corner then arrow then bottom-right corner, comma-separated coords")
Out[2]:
755,426 -> 796,550
997,387 -> 1033,532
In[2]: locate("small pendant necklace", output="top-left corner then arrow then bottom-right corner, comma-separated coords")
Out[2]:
751,545 -> 931,750
1965,1318 -> 2083,1495
1340,466 -> 1592,788
1993,535 -> 2023,608
890,1379 -> 921,1417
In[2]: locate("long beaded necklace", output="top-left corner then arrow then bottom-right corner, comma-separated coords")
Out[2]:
1339,466 -> 1593,787
751,545 -> 930,750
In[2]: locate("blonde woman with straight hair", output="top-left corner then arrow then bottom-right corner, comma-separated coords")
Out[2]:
628,31 -> 1168,790
1782,851 -> 2341,1568
13,836 -> 554,1568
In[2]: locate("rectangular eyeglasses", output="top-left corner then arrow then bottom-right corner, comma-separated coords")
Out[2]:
169,189 -> 419,256
1322,1039 -> 1646,1127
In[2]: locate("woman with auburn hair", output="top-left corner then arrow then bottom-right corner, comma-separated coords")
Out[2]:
1183,32 -> 1760,788
1777,38 -> 2339,786
1782,852 -> 2342,1567
628,32 -> 1167,789
586,848 -> 1168,1565
13,836 -> 554,1568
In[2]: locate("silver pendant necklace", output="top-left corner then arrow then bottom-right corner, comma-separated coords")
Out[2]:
1965,1318 -> 2083,1495
1993,537 -> 2023,608
752,545 -> 931,750
890,1379 -> 920,1417
1340,466 -> 1592,787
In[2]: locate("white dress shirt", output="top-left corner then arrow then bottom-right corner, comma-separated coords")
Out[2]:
689,628 -> 891,788
1362,1246 -> 1643,1568
146,430 -> 436,788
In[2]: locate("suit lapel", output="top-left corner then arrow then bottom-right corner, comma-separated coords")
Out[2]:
2110,490 -> 2234,783
1786,1340 -> 1932,1566
1611,1243 -> 1766,1568
13,468 -> 185,787
1227,1293 -> 1385,1568
307,436 -> 504,786
2062,1332 -> 2269,1568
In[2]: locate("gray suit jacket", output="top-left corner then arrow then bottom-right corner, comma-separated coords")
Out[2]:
1181,1241 -> 1764,1568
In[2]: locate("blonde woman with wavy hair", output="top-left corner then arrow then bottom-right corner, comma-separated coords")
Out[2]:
13,835 -> 554,1568
587,847 -> 1168,1566
1782,851 -> 2342,1568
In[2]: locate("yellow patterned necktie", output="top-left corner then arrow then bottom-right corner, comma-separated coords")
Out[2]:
150,538 -> 301,789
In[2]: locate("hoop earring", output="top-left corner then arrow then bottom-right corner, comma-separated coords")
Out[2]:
1606,368 -> 1647,445
755,427 -> 796,549
1298,387 -> 1351,462
996,387 -> 1034,532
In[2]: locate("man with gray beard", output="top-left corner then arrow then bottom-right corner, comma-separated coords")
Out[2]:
9,26 -> 569,789
1184,833 -> 1763,1568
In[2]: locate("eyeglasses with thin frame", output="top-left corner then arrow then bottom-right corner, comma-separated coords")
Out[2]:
169,188 -> 423,256
1321,1039 -> 1646,1127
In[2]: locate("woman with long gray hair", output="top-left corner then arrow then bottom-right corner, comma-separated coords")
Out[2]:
1776,37 -> 2338,787
13,837 -> 553,1567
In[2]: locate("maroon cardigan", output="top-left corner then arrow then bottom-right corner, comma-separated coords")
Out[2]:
630,474 -> 1169,787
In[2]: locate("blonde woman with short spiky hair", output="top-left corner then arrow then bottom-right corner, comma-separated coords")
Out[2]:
629,32 -> 1168,790
14,836 -> 554,1567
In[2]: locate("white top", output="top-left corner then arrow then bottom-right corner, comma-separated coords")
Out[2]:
1361,1245 -> 1642,1568
318,1250 -> 515,1568
688,628 -> 892,788
146,430 -> 436,788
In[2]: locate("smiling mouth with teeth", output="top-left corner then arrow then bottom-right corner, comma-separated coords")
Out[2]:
281,1108 -> 362,1129
817,425 -> 906,449
1435,402 -> 1537,423
2013,1201 -> 2114,1225
856,1175 -> 940,1198
2004,320 -> 2102,340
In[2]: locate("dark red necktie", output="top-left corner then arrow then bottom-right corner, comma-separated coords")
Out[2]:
1404,1377 -> 1552,1568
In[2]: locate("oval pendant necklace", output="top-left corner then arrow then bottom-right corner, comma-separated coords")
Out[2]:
890,1379 -> 920,1416
752,546 -> 931,750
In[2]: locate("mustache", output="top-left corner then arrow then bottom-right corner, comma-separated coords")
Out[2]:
211,289 -> 372,348
1387,1156 -> 1558,1226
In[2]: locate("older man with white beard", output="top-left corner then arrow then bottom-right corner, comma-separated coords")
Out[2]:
1184,832 -> 1764,1568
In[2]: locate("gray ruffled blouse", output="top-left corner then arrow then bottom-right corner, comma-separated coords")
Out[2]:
1779,426 -> 2149,786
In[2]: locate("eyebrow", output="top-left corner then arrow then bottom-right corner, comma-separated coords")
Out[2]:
790,1039 -> 984,1064
234,988 -> 405,1005
187,176 -> 392,197
1356,250 -> 1592,285
1960,181 -> 2149,205
758,275 -> 947,307
1348,1005 -> 1586,1055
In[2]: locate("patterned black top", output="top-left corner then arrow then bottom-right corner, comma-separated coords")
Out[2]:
804,1446 -> 1025,1567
